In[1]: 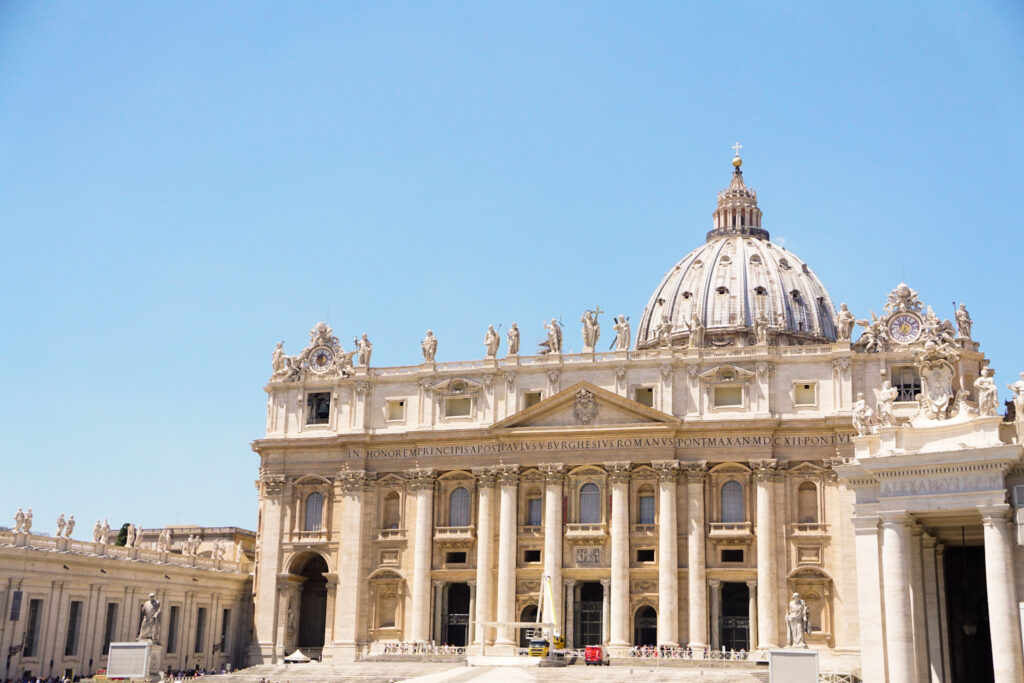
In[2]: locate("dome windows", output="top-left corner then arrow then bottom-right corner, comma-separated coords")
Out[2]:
716,286 -> 729,295
779,258 -> 791,270
791,290 -> 802,301
802,264 -> 811,275
682,291 -> 692,299
720,255 -> 732,265
754,286 -> 768,296
750,254 -> 762,265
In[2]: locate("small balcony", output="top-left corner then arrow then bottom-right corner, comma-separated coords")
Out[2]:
708,521 -> 752,538
565,523 -> 607,539
434,526 -> 475,543
630,524 -> 657,536
790,523 -> 830,536
377,528 -> 407,542
518,525 -> 543,538
291,529 -> 330,543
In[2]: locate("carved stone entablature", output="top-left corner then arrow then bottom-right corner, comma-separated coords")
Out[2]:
472,466 -> 499,488
751,458 -> 782,482
876,465 -> 1007,498
539,463 -> 566,485
605,461 -> 632,485
337,467 -> 373,493
683,461 -> 708,482
495,464 -> 520,487
261,475 -> 287,496
652,460 -> 681,482
407,468 -> 436,492
573,388 -> 598,424
519,468 -> 545,484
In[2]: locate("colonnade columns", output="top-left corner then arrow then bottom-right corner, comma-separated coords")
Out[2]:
540,464 -> 565,631
851,514 -> 888,683
709,580 -> 722,650
753,460 -> 780,650
880,510 -> 917,683
606,461 -> 631,649
746,579 -> 758,651
432,581 -> 445,644
653,460 -> 680,647
685,462 -> 708,651
471,467 -> 498,646
331,468 -> 372,659
408,468 -> 436,643
979,504 -> 1024,683
494,465 -> 519,649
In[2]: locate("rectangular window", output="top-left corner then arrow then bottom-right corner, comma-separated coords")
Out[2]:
220,609 -> 231,653
638,495 -> 655,524
64,600 -> 82,656
9,590 -> 22,621
794,382 -> 817,406
194,606 -> 207,653
23,599 -> 42,657
523,391 -> 542,409
386,399 -> 406,422
636,549 -> 655,563
523,549 -> 541,563
444,551 -> 467,564
306,392 -> 331,425
166,605 -> 180,654
102,603 -> 119,655
713,385 -> 743,407
721,548 -> 744,563
526,498 -> 542,527
634,387 -> 654,407
892,366 -> 922,402
444,396 -> 472,418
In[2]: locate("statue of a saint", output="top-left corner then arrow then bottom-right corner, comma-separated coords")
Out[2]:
580,308 -> 603,350
271,342 -> 287,378
786,593 -> 809,647
877,381 -> 898,427
655,314 -> 672,347
612,315 -> 631,351
955,304 -> 973,339
65,515 -> 75,539
93,519 -> 102,543
13,508 -> 25,533
126,524 -> 136,548
1008,373 -> 1024,425
100,519 -> 111,545
835,303 -> 855,342
354,334 -> 373,366
754,312 -> 769,345
421,330 -> 438,362
137,593 -> 162,643
507,323 -> 520,356
56,514 -> 66,537
852,392 -> 875,436
23,509 -> 32,534
484,325 -> 500,358
688,313 -> 705,349
974,368 -> 999,417
540,319 -> 563,355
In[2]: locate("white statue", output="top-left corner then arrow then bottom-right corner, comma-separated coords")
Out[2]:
507,323 -> 520,356
580,307 -> 603,351
212,539 -> 224,560
855,312 -> 888,352
1009,373 -> 1024,425
64,515 -> 75,539
100,519 -> 111,545
484,325 -> 500,358
14,508 -> 25,533
955,304 -> 973,339
126,524 -> 136,548
852,392 -> 875,436
235,541 -> 245,562
754,311 -> 769,345
421,330 -> 438,362
161,528 -> 172,552
835,303 -> 855,342
271,342 -> 287,378
539,319 -> 563,355
56,514 -> 66,537
974,368 -> 999,417
688,313 -> 705,349
355,334 -> 373,366
654,314 -> 672,347
137,593 -> 162,642
786,593 -> 809,647
23,509 -> 32,534
93,519 -> 102,543
877,381 -> 898,427
612,315 -> 631,351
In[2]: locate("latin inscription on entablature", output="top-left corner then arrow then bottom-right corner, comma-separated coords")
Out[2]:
879,471 -> 1005,497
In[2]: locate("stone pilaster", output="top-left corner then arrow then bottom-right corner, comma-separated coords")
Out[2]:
408,469 -> 436,642
606,461 -> 631,649
851,513 -> 888,683
471,467 -> 497,646
329,468 -> 374,660
251,474 -> 286,663
684,462 -> 708,650
494,465 -> 519,649
753,459 -> 781,649
653,460 -> 680,647
979,504 -> 1024,683
540,464 -> 565,632
880,510 -> 916,683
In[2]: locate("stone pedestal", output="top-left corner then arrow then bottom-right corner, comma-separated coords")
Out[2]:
148,644 -> 165,680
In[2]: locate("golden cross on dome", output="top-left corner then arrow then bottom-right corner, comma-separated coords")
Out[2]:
732,142 -> 743,157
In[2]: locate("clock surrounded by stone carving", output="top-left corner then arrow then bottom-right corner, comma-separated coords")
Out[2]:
308,346 -> 335,374
888,313 -> 922,344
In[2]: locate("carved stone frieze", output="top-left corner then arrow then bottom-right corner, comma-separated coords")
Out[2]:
261,475 -> 287,496
354,381 -> 373,396
573,388 -> 598,425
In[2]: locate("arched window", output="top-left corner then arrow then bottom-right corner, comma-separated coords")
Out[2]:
579,483 -> 600,524
304,492 -> 324,531
721,481 -> 743,523
449,487 -> 470,527
798,482 -> 818,523
638,487 -> 655,525
382,491 -> 401,530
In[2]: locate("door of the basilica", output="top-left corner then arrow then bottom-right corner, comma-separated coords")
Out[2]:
296,555 -> 328,651
442,583 -> 470,647
575,581 -> 603,647
719,582 -> 750,651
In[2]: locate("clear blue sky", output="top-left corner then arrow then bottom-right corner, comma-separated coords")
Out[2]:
2,2 -> 1022,532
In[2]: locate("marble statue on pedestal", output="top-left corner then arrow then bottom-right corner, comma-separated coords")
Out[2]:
786,593 -> 809,647
974,368 -> 999,417
852,393 -> 875,436
421,330 -> 438,362
855,312 -> 888,352
56,514 -> 66,537
955,304 -> 973,339
23,509 -> 32,533
64,515 -> 75,538
93,519 -> 102,543
835,303 -> 855,342
100,519 -> 111,545
1009,373 -> 1024,424
484,325 -> 500,358
137,593 -> 162,643
877,381 -> 898,427
355,334 -> 373,366
126,524 -> 136,548
688,313 -> 705,349
580,308 -> 602,351
654,314 -> 672,347
612,315 -> 631,351
13,508 -> 24,533
507,323 -> 520,356
271,342 -> 287,379
754,311 -> 769,345
539,319 -> 563,355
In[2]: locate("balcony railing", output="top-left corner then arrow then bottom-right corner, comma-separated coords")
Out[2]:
790,523 -> 830,536
630,524 -> 657,536
377,528 -> 407,541
708,521 -> 752,537
434,526 -> 475,541
565,523 -> 607,538
291,529 -> 330,543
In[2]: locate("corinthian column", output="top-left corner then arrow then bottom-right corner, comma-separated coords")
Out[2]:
880,510 -> 916,683
606,461 -> 631,648
753,460 -> 780,649
685,462 -> 708,651
332,468 -> 373,660
540,464 -> 565,631
494,465 -> 519,648
653,460 -> 680,647
409,468 -> 436,642
979,504 -> 1024,683
471,467 -> 497,646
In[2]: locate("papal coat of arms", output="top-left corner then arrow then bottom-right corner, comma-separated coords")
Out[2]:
573,388 -> 597,424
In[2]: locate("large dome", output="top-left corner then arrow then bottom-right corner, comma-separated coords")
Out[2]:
636,158 -> 838,349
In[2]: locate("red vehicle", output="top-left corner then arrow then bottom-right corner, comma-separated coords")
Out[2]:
584,645 -> 608,665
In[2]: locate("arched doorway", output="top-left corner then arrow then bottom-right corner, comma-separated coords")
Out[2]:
518,604 -> 538,649
575,582 -> 604,648
634,606 -> 657,646
443,583 -> 471,647
296,555 -> 328,650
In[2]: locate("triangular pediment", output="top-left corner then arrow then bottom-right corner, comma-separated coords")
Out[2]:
492,381 -> 678,430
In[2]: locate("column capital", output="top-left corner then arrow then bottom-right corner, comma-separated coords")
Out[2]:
851,515 -> 880,534
979,503 -> 1012,526
539,463 -> 566,484
472,466 -> 499,488
745,579 -> 757,588
467,579 -> 477,588
652,460 -> 681,482
600,578 -> 611,588
563,578 -> 576,589
408,468 -> 436,491
495,464 -> 520,487
604,461 -> 632,485
751,459 -> 782,482
337,467 -> 374,493
709,579 -> 722,589
432,579 -> 445,589
922,533 -> 937,549
683,461 -> 708,482
878,509 -> 911,528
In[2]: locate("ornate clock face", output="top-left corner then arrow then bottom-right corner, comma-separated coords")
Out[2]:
888,313 -> 922,344
308,346 -> 335,374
